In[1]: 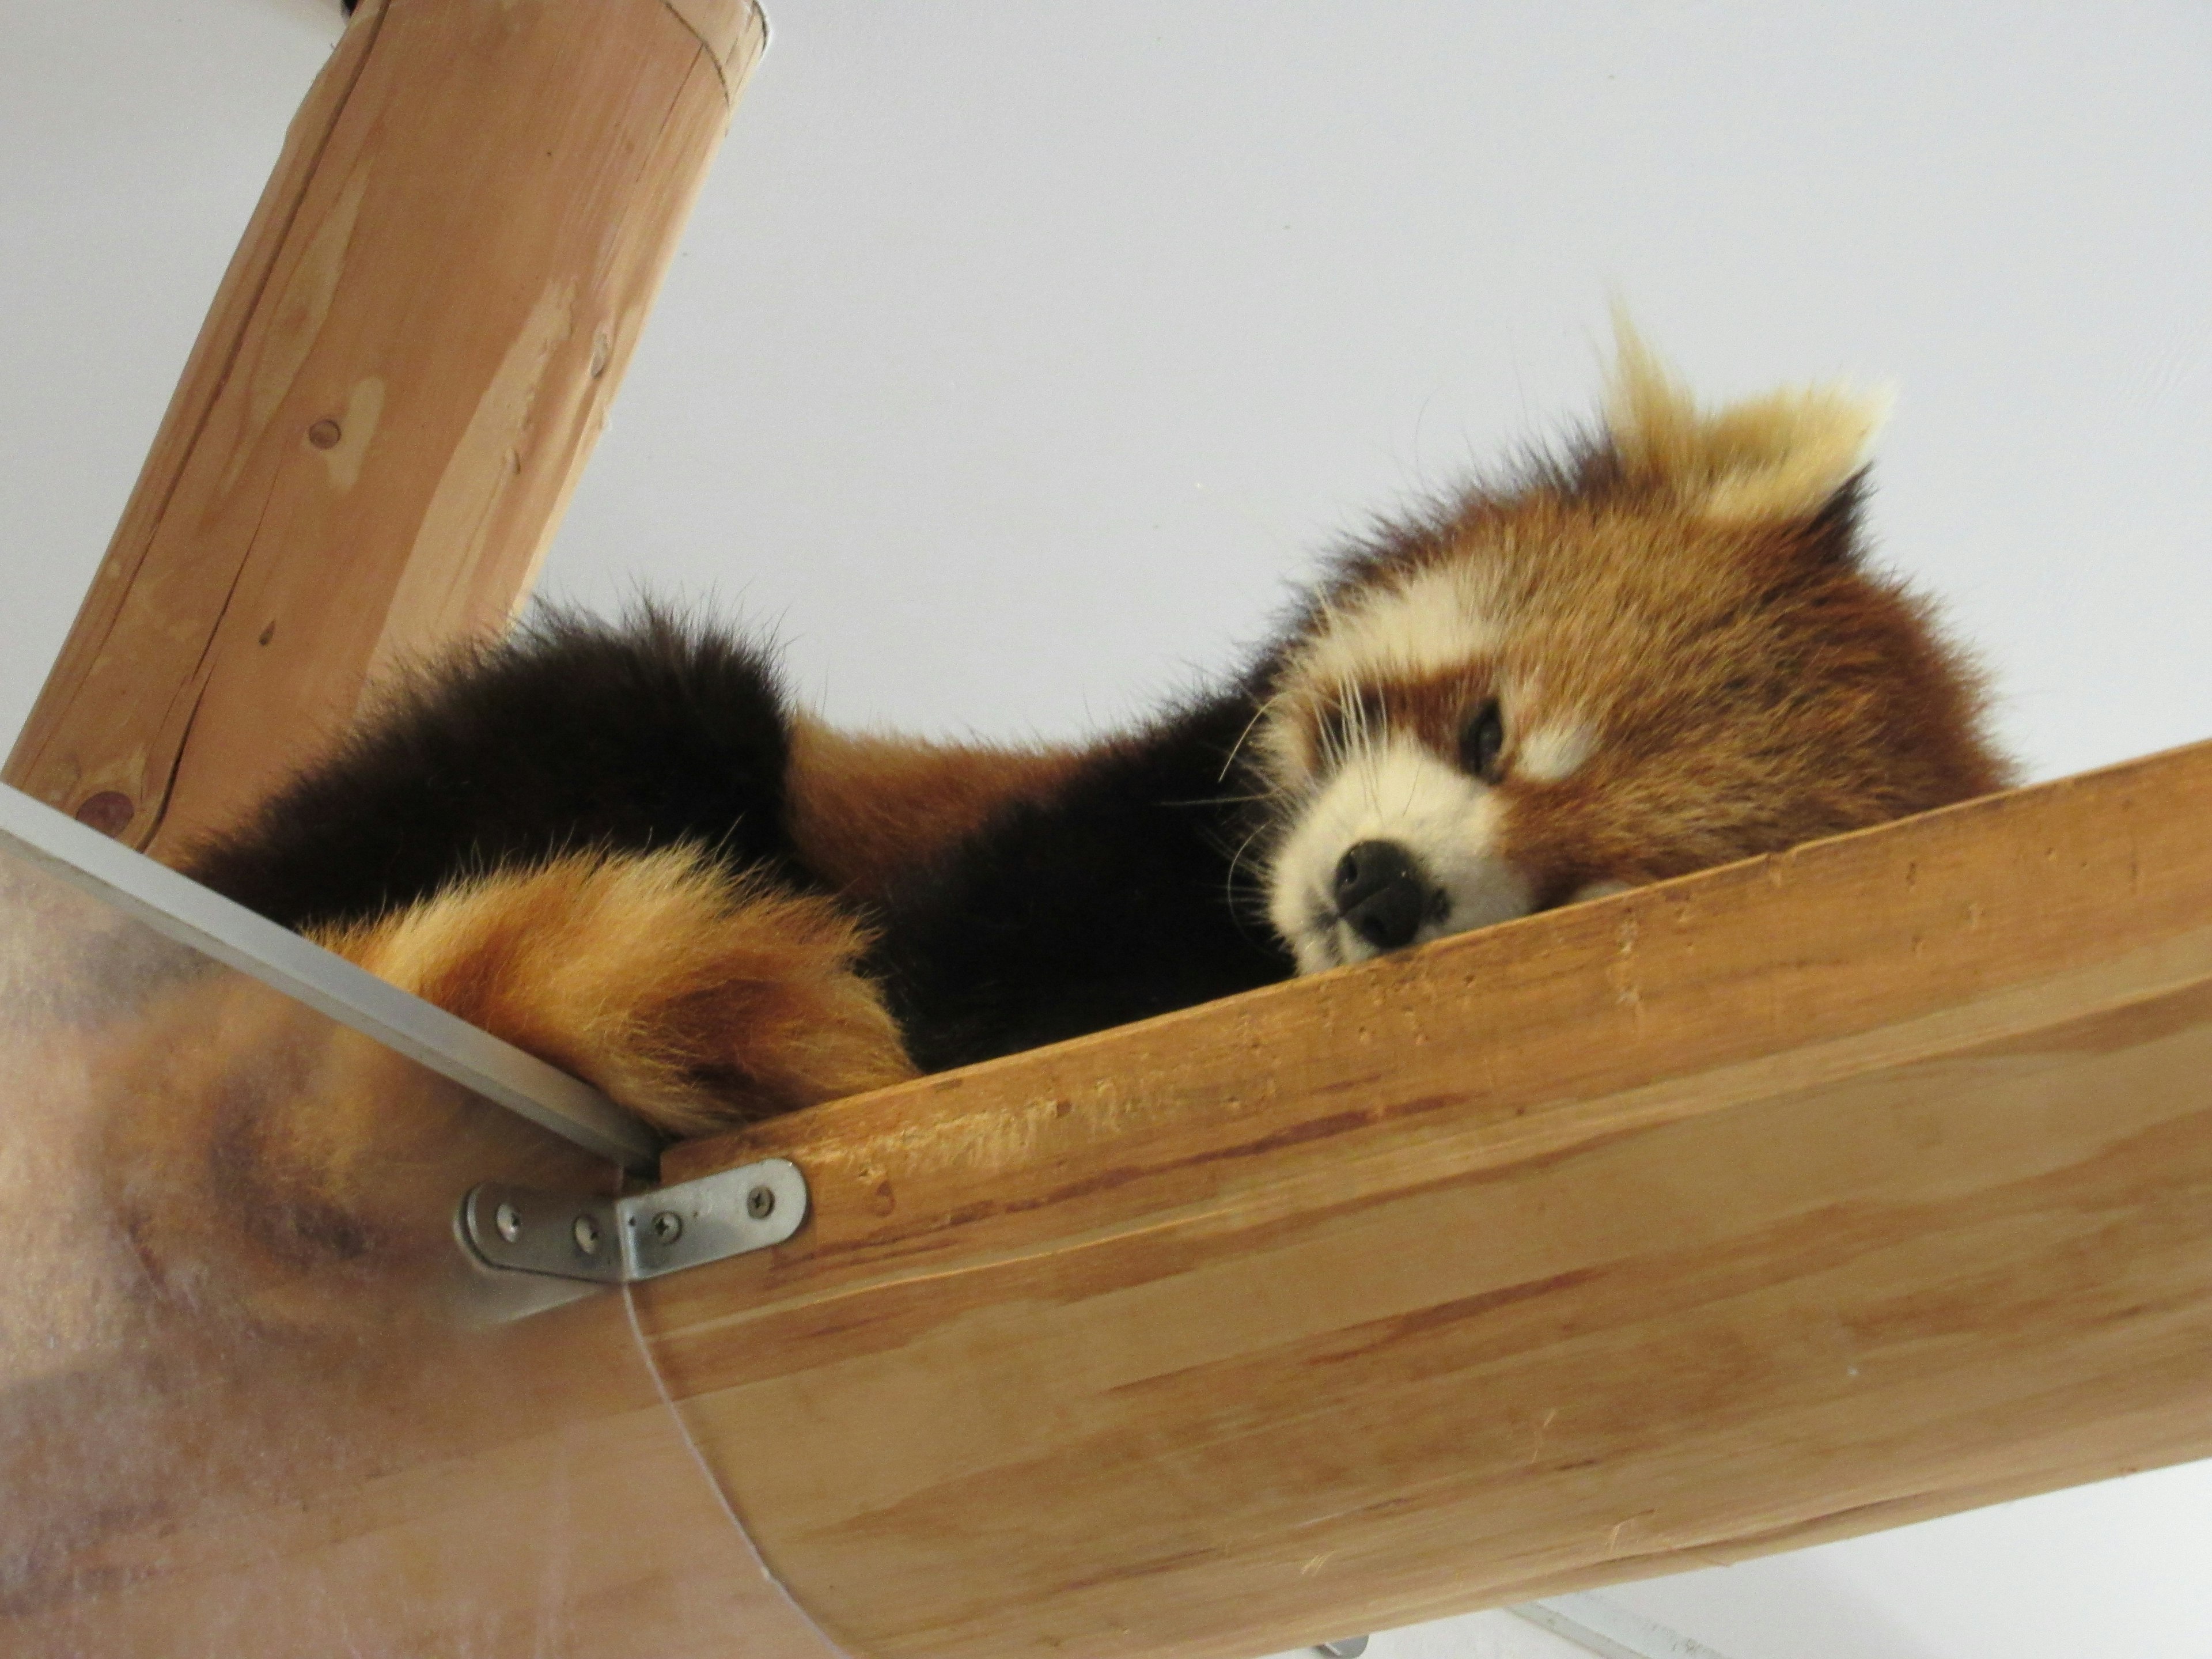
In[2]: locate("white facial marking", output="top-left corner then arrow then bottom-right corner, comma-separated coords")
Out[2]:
1257,563 -> 1513,789
1518,721 -> 1596,783
1295,564 -> 1506,701
1267,737 -> 1536,974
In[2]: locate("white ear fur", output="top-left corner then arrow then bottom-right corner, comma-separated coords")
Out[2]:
1605,317 -> 1892,522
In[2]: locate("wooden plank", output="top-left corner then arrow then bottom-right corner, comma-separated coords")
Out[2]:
2,0 -> 766,864
637,737 -> 2212,1659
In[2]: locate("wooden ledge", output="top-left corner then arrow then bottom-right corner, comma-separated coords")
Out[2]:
639,737 -> 2212,1659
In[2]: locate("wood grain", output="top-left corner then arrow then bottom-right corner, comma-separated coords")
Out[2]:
638,737 -> 2212,1659
2,0 -> 766,863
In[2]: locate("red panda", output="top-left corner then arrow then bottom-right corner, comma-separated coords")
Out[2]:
1255,330 -> 2005,972
186,334 -> 2011,1138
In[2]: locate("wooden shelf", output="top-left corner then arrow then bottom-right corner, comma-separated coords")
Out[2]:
14,740 -> 2207,1658
638,736 -> 2212,1658
11,5 -> 2209,1650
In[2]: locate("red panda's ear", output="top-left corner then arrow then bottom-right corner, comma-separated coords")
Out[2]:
1604,317 -> 1891,525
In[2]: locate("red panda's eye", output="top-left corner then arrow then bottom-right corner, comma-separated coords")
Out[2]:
1460,699 -> 1506,782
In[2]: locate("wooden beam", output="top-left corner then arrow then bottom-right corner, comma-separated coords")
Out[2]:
3,0 -> 764,863
635,737 -> 2212,1659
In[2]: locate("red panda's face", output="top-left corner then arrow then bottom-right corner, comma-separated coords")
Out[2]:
1253,335 -> 2011,975
1257,556 -> 1616,972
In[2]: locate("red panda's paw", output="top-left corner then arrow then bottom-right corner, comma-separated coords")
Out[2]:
312,847 -> 916,1137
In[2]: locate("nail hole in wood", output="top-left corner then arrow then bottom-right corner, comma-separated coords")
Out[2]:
73,791 -> 135,836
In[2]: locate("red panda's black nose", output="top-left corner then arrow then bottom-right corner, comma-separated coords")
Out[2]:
1333,840 -> 1431,952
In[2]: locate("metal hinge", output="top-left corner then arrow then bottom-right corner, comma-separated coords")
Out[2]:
459,1157 -> 807,1285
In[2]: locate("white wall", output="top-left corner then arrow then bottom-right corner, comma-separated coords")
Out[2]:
3,3 -> 2210,1657
535,1 -> 2212,785
9,3 -> 2212,783
0,0 -> 341,756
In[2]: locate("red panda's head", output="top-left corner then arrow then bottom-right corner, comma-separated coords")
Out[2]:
1255,332 -> 2013,974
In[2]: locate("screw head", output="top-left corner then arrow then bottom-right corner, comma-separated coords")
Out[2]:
493,1201 -> 523,1244
572,1214 -> 603,1255
745,1185 -> 776,1221
650,1210 -> 684,1244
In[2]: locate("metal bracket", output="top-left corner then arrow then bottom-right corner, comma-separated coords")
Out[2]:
459,1157 -> 808,1285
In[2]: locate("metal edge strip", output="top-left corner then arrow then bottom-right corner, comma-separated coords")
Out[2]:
0,783 -> 660,1171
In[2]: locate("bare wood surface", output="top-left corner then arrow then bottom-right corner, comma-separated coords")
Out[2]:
641,737 -> 2212,1659
3,0 -> 765,863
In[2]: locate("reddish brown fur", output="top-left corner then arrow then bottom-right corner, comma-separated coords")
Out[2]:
313,847 -> 915,1137
1319,672 -> 1499,761
1278,478 -> 2010,916
785,717 -> 1086,899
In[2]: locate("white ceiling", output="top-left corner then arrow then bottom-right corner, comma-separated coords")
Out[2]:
3,3 -> 2209,1656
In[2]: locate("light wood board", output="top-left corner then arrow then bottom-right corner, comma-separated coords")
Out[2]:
642,737 -> 2212,1658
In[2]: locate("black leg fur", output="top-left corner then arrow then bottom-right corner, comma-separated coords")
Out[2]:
873,690 -> 1293,1073
187,608 -> 804,931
